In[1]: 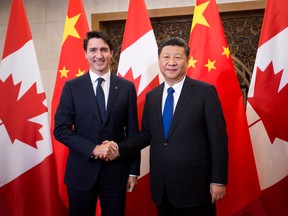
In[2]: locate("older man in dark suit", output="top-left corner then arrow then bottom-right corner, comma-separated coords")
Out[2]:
54,30 -> 139,216
104,37 -> 228,216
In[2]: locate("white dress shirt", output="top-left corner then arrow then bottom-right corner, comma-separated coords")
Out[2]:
162,76 -> 186,114
89,70 -> 111,109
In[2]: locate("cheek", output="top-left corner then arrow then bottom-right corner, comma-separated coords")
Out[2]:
105,54 -> 112,62
158,62 -> 166,70
86,53 -> 93,60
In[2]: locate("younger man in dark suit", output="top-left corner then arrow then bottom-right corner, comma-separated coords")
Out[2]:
54,30 -> 139,216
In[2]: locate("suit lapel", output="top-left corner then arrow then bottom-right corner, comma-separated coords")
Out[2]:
155,84 -> 165,139
80,73 -> 103,124
166,78 -> 193,139
103,73 -> 120,125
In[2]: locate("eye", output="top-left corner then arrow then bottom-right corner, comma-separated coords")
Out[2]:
101,48 -> 109,53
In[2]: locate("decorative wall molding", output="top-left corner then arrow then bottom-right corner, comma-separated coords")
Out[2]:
92,1 -> 265,29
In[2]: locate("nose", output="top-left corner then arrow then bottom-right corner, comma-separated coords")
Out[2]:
168,58 -> 176,65
95,50 -> 103,59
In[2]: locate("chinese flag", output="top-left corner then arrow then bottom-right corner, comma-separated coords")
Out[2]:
187,0 -> 260,215
50,0 -> 90,210
117,0 -> 160,215
0,0 -> 66,215
246,0 -> 288,215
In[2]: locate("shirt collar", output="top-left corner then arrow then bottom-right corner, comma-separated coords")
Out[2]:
89,70 -> 111,83
163,76 -> 186,94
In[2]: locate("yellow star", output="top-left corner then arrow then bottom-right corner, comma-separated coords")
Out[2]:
204,59 -> 216,72
188,56 -> 198,69
222,46 -> 231,58
191,1 -> 210,31
76,69 -> 85,77
59,66 -> 70,78
62,14 -> 81,45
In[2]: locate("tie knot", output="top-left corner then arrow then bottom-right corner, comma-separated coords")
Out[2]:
167,87 -> 175,95
97,77 -> 104,85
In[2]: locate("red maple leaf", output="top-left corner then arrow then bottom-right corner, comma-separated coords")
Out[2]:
118,67 -> 160,126
248,62 -> 288,143
118,67 -> 141,94
0,75 -> 47,148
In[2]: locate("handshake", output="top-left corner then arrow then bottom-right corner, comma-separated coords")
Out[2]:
92,140 -> 119,161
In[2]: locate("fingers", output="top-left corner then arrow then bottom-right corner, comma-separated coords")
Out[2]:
126,176 -> 138,192
92,141 -> 119,161
104,141 -> 119,161
108,145 -> 119,160
210,184 -> 226,204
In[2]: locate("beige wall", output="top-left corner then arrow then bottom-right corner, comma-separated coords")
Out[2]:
0,0 -> 263,121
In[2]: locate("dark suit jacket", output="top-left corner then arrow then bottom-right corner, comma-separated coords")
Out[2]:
119,76 -> 228,208
54,72 -> 139,191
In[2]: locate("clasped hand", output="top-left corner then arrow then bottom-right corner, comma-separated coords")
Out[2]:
92,140 -> 119,161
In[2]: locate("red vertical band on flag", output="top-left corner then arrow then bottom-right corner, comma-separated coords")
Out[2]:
258,0 -> 288,47
121,0 -> 152,52
2,0 -> 31,59
188,0 -> 260,215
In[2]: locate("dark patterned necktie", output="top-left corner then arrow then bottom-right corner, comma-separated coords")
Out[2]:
96,77 -> 106,123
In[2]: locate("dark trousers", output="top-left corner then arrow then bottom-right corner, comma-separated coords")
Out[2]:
157,187 -> 216,216
67,167 -> 126,216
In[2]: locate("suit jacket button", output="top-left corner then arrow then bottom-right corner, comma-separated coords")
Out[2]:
164,142 -> 168,146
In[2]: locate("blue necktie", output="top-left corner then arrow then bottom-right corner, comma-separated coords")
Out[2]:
162,87 -> 174,139
96,78 -> 106,123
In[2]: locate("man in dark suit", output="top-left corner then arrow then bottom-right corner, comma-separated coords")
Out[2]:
104,37 -> 228,216
54,30 -> 139,216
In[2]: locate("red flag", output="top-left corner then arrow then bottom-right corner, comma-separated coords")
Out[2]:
118,0 -> 161,215
246,0 -> 288,214
187,0 -> 260,215
0,0 -> 66,215
50,0 -> 90,210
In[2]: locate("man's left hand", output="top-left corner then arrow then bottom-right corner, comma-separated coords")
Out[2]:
126,176 -> 138,192
210,183 -> 226,204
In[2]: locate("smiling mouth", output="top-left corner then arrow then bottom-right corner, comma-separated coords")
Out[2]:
94,60 -> 105,64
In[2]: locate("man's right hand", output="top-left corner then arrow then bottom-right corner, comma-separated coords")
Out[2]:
92,141 -> 119,161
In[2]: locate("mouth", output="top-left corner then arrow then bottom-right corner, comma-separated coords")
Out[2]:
166,68 -> 177,72
94,60 -> 105,65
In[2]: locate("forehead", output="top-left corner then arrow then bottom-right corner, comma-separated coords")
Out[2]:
87,38 -> 109,48
161,45 -> 185,55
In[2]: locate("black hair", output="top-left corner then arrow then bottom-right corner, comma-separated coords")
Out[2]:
83,30 -> 114,52
158,37 -> 189,59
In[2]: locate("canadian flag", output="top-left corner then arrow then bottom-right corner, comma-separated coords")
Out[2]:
246,0 -> 288,214
117,0 -> 162,215
0,0 -> 65,215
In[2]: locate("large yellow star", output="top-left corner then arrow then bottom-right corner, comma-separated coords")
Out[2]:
62,14 -> 81,45
222,46 -> 231,58
191,1 -> 210,31
188,56 -> 198,69
204,59 -> 216,72
75,69 -> 85,77
59,66 -> 70,78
